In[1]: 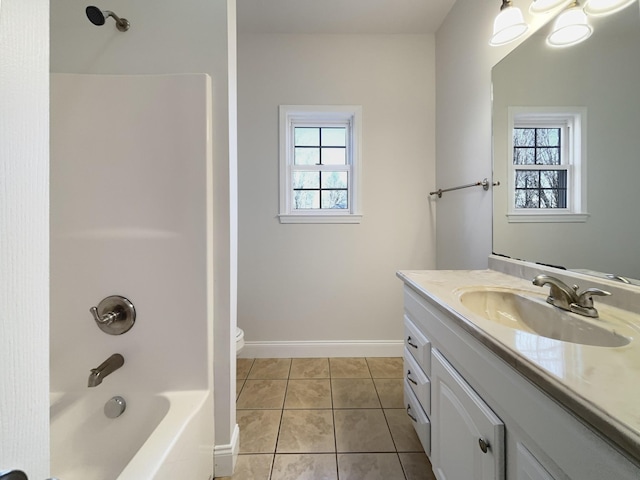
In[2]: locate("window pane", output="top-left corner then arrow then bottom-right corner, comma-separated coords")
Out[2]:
293,190 -> 319,209
293,171 -> 320,189
515,189 -> 540,208
322,147 -> 346,165
536,147 -> 560,165
321,127 -> 346,146
294,147 -> 320,165
321,190 -> 348,209
321,171 -> 348,189
294,127 -> 319,146
515,170 -> 539,188
539,170 -> 567,188
514,148 -> 535,165
536,128 -> 560,146
514,128 -> 535,146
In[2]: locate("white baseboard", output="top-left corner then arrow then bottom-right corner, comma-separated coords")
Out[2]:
239,340 -> 404,358
213,423 -> 239,477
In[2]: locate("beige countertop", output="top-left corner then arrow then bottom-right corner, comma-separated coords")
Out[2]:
397,268 -> 640,466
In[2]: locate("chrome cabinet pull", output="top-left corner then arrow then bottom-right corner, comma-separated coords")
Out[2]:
407,336 -> 418,348
406,369 -> 418,385
478,438 -> 490,454
406,404 -> 417,422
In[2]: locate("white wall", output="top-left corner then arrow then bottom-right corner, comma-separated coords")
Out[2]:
435,0 -> 548,269
0,0 -> 50,477
50,0 -> 238,473
237,34 -> 436,353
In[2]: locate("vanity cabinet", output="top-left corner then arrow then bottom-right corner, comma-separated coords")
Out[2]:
431,349 -> 504,480
401,281 -> 640,480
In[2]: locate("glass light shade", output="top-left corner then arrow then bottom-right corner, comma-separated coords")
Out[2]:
547,6 -> 593,47
490,6 -> 529,46
584,0 -> 637,16
530,0 -> 574,14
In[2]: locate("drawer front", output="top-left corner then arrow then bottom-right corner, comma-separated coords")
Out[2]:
404,314 -> 431,376
404,380 -> 431,456
404,347 -> 431,416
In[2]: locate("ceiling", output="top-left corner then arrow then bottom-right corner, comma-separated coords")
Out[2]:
237,0 -> 458,34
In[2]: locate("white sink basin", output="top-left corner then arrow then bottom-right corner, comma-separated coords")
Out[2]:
458,288 -> 631,347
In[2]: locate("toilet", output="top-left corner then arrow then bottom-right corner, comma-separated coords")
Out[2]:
236,327 -> 245,356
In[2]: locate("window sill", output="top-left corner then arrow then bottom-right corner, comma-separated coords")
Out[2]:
278,214 -> 363,224
506,212 -> 589,223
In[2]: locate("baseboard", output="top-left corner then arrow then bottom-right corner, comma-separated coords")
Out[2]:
213,423 -> 239,477
239,340 -> 404,358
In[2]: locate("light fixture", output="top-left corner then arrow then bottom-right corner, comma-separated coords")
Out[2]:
547,1 -> 593,47
529,0 -> 574,14
490,0 -> 529,46
583,0 -> 637,16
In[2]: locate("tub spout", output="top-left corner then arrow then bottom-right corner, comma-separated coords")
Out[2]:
88,353 -> 124,387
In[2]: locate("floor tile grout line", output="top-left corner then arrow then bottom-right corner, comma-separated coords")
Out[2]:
268,358 -> 292,480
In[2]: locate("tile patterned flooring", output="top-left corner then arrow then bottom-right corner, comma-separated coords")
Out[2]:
216,357 -> 437,480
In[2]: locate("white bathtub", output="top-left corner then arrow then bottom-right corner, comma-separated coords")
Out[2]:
50,389 -> 214,480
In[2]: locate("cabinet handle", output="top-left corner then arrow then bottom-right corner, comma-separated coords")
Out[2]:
406,370 -> 418,385
407,336 -> 418,348
478,438 -> 490,454
406,404 -> 418,422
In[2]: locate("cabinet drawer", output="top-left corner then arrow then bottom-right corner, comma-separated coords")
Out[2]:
404,347 -> 431,416
404,380 -> 431,456
404,314 -> 431,376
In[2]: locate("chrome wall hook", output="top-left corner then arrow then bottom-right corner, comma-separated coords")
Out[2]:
90,295 -> 136,335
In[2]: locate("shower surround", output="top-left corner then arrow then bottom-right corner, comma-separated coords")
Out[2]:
50,73 -> 215,479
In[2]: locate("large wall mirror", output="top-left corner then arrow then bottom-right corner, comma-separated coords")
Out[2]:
492,2 -> 640,281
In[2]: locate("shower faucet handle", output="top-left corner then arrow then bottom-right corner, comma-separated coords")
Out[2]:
89,295 -> 136,335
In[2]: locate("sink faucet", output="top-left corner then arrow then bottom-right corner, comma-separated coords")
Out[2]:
88,353 -> 124,387
533,274 -> 610,318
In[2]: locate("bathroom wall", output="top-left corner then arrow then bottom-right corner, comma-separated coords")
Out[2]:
237,34 -> 436,355
50,73 -> 212,394
0,0 -> 50,476
50,0 -> 238,470
434,0 -> 549,269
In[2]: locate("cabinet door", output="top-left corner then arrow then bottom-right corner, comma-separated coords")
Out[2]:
431,350 -> 505,480
515,444 -> 557,480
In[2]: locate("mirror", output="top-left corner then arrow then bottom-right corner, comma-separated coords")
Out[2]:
492,2 -> 640,281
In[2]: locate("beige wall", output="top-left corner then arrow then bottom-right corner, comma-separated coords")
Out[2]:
237,34 -> 436,348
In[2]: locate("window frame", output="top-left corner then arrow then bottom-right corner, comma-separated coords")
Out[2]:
279,105 -> 363,224
507,107 -> 589,223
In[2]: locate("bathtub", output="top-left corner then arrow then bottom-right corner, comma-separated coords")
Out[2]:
50,389 -> 214,480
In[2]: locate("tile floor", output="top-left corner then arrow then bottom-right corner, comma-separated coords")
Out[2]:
216,357 -> 437,480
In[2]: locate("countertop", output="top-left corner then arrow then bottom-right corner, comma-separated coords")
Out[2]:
397,268 -> 640,466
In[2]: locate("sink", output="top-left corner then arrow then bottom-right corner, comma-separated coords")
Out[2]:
458,288 -> 631,347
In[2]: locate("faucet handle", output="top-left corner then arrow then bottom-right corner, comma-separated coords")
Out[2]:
89,295 -> 136,335
576,287 -> 611,307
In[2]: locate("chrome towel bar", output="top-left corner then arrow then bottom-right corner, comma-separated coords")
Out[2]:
430,178 -> 500,198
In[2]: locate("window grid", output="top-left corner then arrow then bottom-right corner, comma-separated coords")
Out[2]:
513,127 -> 568,209
291,126 -> 350,211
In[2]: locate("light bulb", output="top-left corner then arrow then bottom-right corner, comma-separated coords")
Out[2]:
490,5 -> 529,46
584,0 -> 637,16
547,4 -> 593,47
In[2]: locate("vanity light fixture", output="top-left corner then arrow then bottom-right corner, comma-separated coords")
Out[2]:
490,0 -> 529,46
547,1 -> 593,47
583,0 -> 637,16
530,0 -> 574,14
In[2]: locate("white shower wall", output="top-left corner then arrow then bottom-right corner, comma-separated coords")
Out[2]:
50,74 -> 213,393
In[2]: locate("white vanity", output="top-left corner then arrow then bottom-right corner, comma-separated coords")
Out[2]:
398,256 -> 640,480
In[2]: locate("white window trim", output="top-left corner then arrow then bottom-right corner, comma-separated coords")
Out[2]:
507,106 -> 589,223
278,105 -> 363,224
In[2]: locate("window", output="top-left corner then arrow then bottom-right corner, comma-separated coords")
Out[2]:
507,107 -> 588,223
279,105 -> 362,224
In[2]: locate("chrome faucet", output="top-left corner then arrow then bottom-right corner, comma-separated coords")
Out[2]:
532,274 -> 610,318
88,353 -> 124,387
